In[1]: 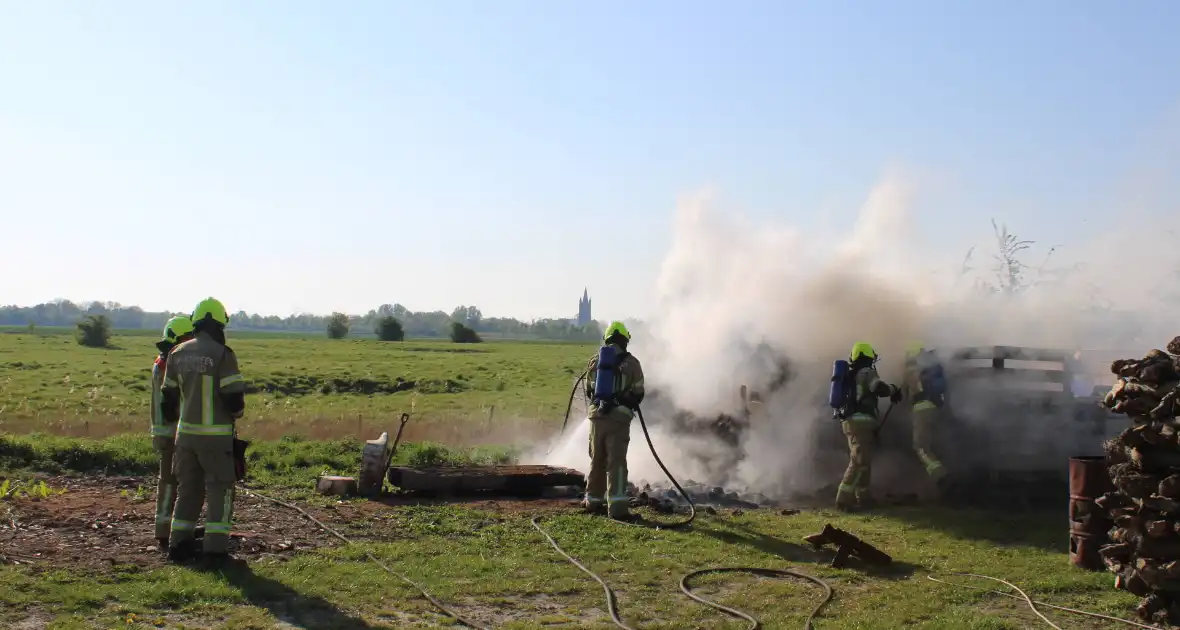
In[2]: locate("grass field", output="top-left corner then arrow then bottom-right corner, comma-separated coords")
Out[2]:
0,329 -> 1148,629
0,328 -> 594,444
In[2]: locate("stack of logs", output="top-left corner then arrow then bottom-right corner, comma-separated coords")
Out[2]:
1098,336 -> 1180,624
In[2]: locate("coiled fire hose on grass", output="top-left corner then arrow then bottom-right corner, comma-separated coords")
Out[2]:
244,484 -> 1149,630
247,369 -> 1142,630
533,394 -> 834,629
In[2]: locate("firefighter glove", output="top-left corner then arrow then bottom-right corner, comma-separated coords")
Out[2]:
889,385 -> 903,404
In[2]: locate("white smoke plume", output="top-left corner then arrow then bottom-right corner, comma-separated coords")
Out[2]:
544,163 -> 1180,501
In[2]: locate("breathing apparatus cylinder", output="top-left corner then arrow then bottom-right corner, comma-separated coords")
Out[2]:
593,344 -> 621,405
828,359 -> 849,410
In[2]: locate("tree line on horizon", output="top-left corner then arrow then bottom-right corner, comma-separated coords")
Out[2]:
0,300 -> 604,342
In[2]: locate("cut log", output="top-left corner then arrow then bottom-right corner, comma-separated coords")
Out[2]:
1099,339 -> 1180,620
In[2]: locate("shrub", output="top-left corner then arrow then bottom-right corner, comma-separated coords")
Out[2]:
449,321 -> 482,343
75,315 -> 112,348
375,316 -> 405,341
326,312 -> 350,339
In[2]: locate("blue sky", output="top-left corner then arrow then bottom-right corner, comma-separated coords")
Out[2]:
1,1 -> 1177,320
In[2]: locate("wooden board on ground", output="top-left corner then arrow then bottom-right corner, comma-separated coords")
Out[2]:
387,464 -> 585,495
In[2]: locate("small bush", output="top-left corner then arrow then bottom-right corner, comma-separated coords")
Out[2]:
449,322 -> 482,344
375,316 -> 405,341
326,312 -> 350,339
76,315 -> 112,348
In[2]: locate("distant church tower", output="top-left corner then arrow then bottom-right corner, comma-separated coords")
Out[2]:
577,288 -> 592,326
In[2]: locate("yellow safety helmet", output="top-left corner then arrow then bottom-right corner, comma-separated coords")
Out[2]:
161,315 -> 195,344
192,297 -> 230,327
849,342 -> 876,362
603,321 -> 631,342
905,342 -> 925,358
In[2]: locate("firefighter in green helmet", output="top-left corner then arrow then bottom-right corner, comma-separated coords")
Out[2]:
159,297 -> 247,565
902,342 -> 948,488
150,315 -> 195,548
835,342 -> 902,512
582,321 -> 645,520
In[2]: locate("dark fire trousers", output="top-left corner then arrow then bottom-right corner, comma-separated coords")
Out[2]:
586,414 -> 632,518
170,439 -> 236,554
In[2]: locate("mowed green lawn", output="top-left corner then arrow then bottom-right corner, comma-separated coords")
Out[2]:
0,329 -> 594,442
0,328 -> 1146,629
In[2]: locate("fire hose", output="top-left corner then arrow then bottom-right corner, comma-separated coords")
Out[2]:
531,404 -> 834,629
243,375 -> 1146,629
534,372 -> 834,629
243,487 -> 491,630
244,482 -> 1152,630
926,572 -> 1161,629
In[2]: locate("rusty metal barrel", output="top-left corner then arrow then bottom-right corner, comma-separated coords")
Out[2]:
1069,455 -> 1115,571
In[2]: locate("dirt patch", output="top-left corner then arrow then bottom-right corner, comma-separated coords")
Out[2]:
0,476 -> 340,572
450,594 -> 603,627
0,475 -> 591,572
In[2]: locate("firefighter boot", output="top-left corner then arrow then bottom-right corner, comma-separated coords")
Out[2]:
168,538 -> 201,564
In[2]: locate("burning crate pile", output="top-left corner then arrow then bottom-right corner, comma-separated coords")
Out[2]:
1098,337 -> 1180,624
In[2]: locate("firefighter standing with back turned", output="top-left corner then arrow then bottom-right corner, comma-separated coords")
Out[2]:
582,321 -> 645,520
160,298 -> 247,566
835,342 -> 902,512
150,315 -> 195,549
902,342 -> 949,489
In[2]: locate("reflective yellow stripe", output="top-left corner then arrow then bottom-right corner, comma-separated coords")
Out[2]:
913,401 -> 937,412
202,374 -> 214,425
156,484 -> 174,522
846,413 -> 877,423
177,423 -> 233,436
220,373 -> 243,388
224,488 -> 234,530
171,519 -> 196,531
151,370 -> 162,427
151,424 -> 176,437
205,522 -> 231,534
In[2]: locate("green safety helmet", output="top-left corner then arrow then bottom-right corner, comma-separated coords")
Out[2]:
192,297 -> 230,327
850,342 -> 877,362
603,321 -> 631,342
161,315 -> 195,344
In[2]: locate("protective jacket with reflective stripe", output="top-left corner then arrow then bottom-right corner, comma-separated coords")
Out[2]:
150,355 -> 176,438
161,331 -> 246,446
846,366 -> 892,422
902,352 -> 944,412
